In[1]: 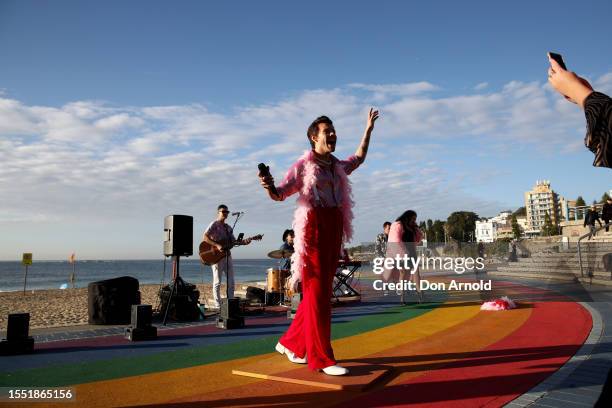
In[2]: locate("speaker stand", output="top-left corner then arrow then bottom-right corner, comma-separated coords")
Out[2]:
162,256 -> 205,325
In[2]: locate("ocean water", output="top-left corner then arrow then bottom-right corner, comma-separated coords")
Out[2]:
0,258 -> 280,292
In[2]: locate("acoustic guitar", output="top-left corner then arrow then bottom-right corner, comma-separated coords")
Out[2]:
199,234 -> 263,265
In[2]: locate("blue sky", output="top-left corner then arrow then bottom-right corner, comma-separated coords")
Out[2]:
0,0 -> 611,260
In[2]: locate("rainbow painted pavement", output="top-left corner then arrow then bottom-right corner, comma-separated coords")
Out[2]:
0,277 -> 598,407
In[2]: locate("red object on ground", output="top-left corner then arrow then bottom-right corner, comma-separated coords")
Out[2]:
337,301 -> 592,408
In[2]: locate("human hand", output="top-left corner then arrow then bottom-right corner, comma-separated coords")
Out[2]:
259,174 -> 275,189
366,107 -> 379,131
547,53 -> 593,107
215,244 -> 225,253
288,274 -> 300,292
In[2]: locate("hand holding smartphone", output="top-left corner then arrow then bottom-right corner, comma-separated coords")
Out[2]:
548,52 -> 567,70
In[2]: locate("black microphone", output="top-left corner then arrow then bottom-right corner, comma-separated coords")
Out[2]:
258,163 -> 280,198
231,211 -> 244,216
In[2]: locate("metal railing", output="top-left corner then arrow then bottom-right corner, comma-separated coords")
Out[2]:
577,222 -> 610,278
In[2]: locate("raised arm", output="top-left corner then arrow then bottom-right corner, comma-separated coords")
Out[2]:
547,54 -> 593,108
355,108 -> 379,164
259,161 -> 302,201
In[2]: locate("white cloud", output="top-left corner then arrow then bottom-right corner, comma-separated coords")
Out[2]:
349,81 -> 439,95
1,73 -> 610,259
595,72 -> 612,94
94,113 -> 144,131
474,82 -> 489,91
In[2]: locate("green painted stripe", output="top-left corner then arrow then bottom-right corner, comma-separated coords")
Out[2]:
0,302 -> 442,387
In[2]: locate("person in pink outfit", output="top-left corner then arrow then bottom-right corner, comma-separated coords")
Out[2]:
384,210 -> 423,304
259,108 -> 379,376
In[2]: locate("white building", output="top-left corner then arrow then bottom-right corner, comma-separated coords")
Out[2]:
491,211 -> 512,226
476,210 -> 526,242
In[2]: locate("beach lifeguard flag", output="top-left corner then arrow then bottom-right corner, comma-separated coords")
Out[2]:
22,253 -> 32,266
68,253 -> 76,264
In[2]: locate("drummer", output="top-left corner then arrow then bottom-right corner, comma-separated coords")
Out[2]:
280,229 -> 295,270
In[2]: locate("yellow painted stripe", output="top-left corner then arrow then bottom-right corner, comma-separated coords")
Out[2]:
50,302 -> 484,407
173,306 -> 533,408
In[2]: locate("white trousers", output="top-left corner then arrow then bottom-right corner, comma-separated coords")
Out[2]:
211,255 -> 234,307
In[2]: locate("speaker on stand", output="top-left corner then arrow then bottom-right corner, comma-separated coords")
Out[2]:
161,215 -> 205,325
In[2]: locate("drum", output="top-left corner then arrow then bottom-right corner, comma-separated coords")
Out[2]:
266,268 -> 290,293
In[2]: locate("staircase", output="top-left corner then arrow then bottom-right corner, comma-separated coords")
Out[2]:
489,241 -> 612,286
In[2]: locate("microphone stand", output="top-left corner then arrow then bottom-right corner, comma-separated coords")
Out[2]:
216,212 -> 247,329
226,213 -> 243,302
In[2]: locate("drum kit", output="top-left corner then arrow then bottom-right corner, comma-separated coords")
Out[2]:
265,248 -> 298,306
263,248 -> 361,307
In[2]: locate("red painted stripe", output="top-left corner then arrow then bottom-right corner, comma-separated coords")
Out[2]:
338,301 -> 591,408
34,314 -> 290,350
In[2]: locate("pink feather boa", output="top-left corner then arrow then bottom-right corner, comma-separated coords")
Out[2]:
480,296 -> 517,311
289,150 -> 354,287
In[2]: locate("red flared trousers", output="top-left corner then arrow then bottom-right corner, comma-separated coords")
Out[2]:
279,207 -> 343,370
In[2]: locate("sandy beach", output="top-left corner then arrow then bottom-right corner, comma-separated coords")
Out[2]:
0,283 -> 229,330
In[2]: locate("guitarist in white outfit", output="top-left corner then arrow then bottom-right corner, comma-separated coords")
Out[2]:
202,204 -> 252,309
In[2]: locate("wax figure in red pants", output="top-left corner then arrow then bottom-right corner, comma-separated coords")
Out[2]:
259,108 -> 379,376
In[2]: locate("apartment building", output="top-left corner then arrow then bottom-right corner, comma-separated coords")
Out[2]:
524,180 -> 561,234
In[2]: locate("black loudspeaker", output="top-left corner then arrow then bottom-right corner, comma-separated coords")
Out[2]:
217,298 -> 244,329
7,313 -> 30,340
164,215 -> 193,257
1,313 -> 34,355
265,292 -> 281,306
158,282 -> 201,321
125,305 -> 157,341
87,276 -> 141,325
220,298 -> 241,318
245,286 -> 265,304
131,305 -> 152,329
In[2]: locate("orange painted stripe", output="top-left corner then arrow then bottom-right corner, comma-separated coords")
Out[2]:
41,302 -> 478,408
172,305 -> 532,407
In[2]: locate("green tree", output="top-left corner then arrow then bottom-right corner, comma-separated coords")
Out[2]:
513,207 -> 526,217
431,220 -> 446,242
602,192 -> 611,203
511,214 -> 522,239
575,196 -> 586,220
541,212 -> 556,237
446,211 -> 479,242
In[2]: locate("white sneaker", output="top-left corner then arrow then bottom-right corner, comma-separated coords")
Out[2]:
322,365 -> 349,376
275,342 -> 307,364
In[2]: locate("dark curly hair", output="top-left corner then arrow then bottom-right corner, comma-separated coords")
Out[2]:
282,229 -> 295,242
307,116 -> 333,148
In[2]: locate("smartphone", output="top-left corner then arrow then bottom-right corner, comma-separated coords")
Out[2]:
237,233 -> 244,242
549,52 -> 567,70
